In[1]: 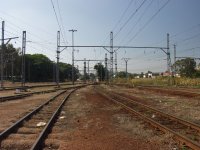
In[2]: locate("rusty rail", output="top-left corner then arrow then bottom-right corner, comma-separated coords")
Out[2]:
96,88 -> 200,150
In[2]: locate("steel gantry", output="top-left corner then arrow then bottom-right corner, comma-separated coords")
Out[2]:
57,32 -> 170,84
122,58 -> 131,80
74,59 -> 105,82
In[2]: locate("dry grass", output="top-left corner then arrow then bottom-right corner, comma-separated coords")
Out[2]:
113,113 -> 155,139
110,85 -> 200,124
114,77 -> 200,87
112,113 -> 175,150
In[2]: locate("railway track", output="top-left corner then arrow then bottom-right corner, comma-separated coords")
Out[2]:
0,87 -> 78,150
0,82 -> 83,91
137,86 -> 200,98
0,85 -> 85,102
114,84 -> 200,99
96,87 -> 200,150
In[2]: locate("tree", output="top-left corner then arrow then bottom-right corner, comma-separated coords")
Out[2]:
140,72 -> 144,78
173,58 -> 196,77
59,62 -> 79,82
94,63 -> 105,81
1,44 -> 80,82
0,44 -> 21,81
25,54 -> 53,82
117,71 -> 126,78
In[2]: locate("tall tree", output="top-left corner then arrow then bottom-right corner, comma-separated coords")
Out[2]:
173,58 -> 196,77
117,71 -> 126,78
25,54 -> 53,82
94,63 -> 105,81
1,44 -> 21,80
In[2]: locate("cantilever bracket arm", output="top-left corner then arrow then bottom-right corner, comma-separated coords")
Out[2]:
103,47 -> 110,53
114,47 -> 120,52
4,37 -> 19,45
60,47 -> 67,52
160,48 -> 167,55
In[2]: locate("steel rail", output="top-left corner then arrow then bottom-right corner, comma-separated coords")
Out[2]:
0,93 -> 33,102
31,88 -> 78,150
137,86 -> 200,97
0,90 -> 66,140
0,84 -> 86,102
0,85 -> 87,149
112,92 -> 200,132
0,82 -> 83,91
97,90 -> 200,150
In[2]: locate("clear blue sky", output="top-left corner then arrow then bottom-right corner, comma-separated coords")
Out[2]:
0,0 -> 200,74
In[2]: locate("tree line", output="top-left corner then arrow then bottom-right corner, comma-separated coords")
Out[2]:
2,44 -> 199,83
94,58 -> 200,80
0,44 -> 79,82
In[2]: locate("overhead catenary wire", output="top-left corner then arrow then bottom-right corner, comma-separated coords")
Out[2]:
0,10 -> 65,61
0,10 -> 55,38
112,0 -> 134,32
100,0 -> 135,47
56,0 -> 68,44
175,32 -> 200,44
1,17 -> 56,47
119,0 -> 154,45
114,0 -> 147,39
50,0 -> 67,45
126,0 -> 171,45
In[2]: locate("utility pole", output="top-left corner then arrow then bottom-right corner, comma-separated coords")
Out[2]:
0,21 -> 18,88
69,29 -> 77,85
84,58 -> 86,83
1,21 -> 5,89
174,44 -> 176,75
56,31 -> 60,87
122,58 -> 131,81
110,31 -> 113,81
87,60 -> 89,80
115,50 -> 117,77
21,31 -> 26,88
105,53 -> 108,82
167,33 -> 171,73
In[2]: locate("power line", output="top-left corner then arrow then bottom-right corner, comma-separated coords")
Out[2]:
50,0 -> 67,45
1,17 -> 59,59
175,32 -> 200,44
1,17 -> 55,47
56,0 -> 68,44
114,0 -> 147,39
119,0 -> 154,45
100,0 -> 135,47
126,0 -> 171,45
112,0 -> 134,32
171,24 -> 200,39
148,21 -> 200,47
0,10 -> 55,37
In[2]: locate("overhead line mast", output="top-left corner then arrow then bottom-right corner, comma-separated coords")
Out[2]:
58,33 -> 170,83
69,29 -> 77,85
56,31 -> 60,87
0,21 -> 18,89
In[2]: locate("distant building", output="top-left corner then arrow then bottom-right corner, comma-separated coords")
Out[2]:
162,71 -> 173,76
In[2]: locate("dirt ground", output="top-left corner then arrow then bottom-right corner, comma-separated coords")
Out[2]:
0,91 -> 60,132
0,84 -> 73,97
45,86 -> 174,150
1,81 -> 69,87
108,85 -> 200,124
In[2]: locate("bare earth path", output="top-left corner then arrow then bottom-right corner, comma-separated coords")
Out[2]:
45,86 -> 172,150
